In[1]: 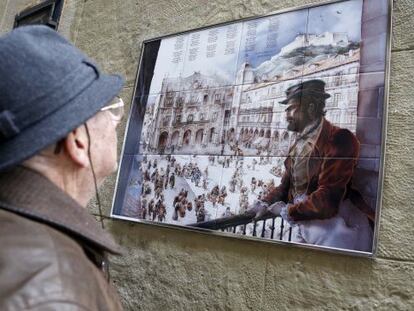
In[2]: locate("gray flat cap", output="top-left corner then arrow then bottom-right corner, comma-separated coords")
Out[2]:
0,25 -> 124,171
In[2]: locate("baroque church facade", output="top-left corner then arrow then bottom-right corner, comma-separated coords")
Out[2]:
142,72 -> 233,154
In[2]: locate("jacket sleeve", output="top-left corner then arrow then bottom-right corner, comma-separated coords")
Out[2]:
261,158 -> 291,205
288,129 -> 360,221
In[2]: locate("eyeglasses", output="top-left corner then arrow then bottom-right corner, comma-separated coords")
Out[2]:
100,97 -> 124,121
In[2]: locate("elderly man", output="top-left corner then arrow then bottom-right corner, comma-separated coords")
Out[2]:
0,26 -> 125,309
251,80 -> 374,252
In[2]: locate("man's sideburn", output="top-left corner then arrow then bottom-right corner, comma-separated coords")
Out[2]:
286,99 -> 313,132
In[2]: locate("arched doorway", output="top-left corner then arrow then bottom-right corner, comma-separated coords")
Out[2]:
183,130 -> 192,146
209,127 -> 215,143
158,132 -> 168,150
265,129 -> 271,138
228,128 -> 235,142
171,131 -> 180,146
242,128 -> 248,139
273,131 -> 279,141
195,129 -> 204,145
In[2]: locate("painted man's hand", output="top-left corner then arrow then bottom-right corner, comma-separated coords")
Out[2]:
248,200 -> 269,220
268,201 -> 286,216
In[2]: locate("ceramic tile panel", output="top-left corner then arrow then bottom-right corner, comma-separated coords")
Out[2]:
354,157 -> 381,202
359,71 -> 386,90
305,0 -> 363,76
134,40 -> 164,97
356,116 -> 383,147
307,0 -> 363,39
300,73 -> 360,135
361,13 -> 389,39
359,143 -> 381,159
122,94 -> 156,156
112,154 -> 143,217
359,33 -> 387,73
357,72 -> 386,149
221,112 -> 294,157
114,155 -> 228,224
361,0 -> 389,22
357,86 -> 385,119
138,87 -> 240,156
219,77 -> 303,157
188,155 -> 293,241
236,9 -> 308,88
146,34 -> 189,96
179,23 -> 243,92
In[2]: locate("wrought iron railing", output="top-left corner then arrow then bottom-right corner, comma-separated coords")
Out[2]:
189,211 -> 293,241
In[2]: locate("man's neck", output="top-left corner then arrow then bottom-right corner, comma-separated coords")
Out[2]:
298,117 -> 323,139
22,158 -> 94,207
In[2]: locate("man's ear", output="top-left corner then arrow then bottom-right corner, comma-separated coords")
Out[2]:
63,126 -> 90,168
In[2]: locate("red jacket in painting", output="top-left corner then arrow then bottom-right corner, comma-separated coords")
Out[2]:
262,118 -> 372,222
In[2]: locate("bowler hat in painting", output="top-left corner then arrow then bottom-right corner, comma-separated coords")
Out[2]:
279,79 -> 331,105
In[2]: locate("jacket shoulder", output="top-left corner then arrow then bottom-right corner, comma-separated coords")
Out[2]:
327,123 -> 360,158
0,209 -> 120,311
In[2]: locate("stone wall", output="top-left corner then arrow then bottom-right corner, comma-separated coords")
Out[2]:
1,0 -> 413,310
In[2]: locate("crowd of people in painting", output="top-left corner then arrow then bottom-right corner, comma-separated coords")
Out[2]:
134,154 -> 283,224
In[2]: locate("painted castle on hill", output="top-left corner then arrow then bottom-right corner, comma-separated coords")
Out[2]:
280,32 -> 349,55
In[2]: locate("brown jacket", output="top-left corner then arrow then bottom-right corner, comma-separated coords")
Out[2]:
0,167 -> 123,311
263,119 -> 363,221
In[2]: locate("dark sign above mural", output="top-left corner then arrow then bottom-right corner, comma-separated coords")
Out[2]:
111,0 -> 392,256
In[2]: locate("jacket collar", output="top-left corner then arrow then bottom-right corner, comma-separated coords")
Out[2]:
0,166 -> 122,255
311,118 -> 334,158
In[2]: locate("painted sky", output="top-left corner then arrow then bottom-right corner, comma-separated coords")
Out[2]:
307,0 -> 363,42
237,9 -> 308,68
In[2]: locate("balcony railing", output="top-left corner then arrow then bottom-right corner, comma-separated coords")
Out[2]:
189,210 -> 293,241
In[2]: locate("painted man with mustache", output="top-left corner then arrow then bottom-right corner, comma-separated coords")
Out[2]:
250,79 -> 374,252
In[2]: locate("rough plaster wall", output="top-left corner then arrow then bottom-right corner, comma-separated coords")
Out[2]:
1,0 -> 413,310
0,0 -> 44,34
